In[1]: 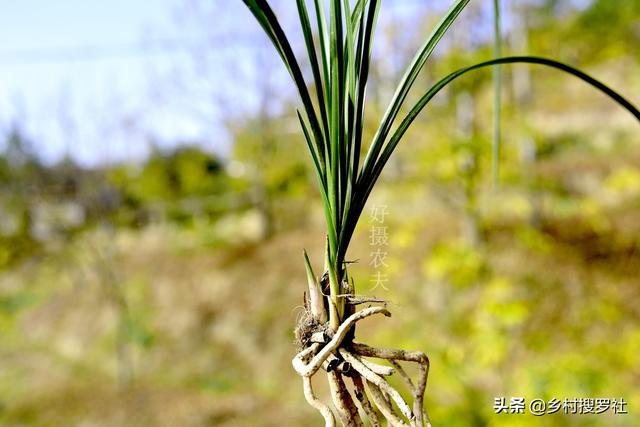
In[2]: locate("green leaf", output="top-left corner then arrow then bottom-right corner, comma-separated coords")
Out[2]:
297,0 -> 330,144
338,0 -> 469,262
342,0 -> 378,231
297,110 -> 325,185
364,56 -> 640,212
328,0 -> 346,251
298,110 -> 337,251
242,1 -> 638,306
242,0 -> 326,171
350,0 -> 368,29
358,0 -> 471,187
337,0 -> 379,263
313,0 -> 331,100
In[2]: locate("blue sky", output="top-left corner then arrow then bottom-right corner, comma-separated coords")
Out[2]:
0,0 -> 222,165
0,0 -> 499,166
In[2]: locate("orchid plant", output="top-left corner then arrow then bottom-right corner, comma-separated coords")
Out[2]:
241,1 -> 640,425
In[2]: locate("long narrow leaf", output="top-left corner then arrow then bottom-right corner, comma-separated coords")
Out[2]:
350,0 -> 368,29
353,0 -> 379,171
353,0 -> 379,181
343,0 -> 357,101
297,110 -> 326,185
390,56 -> 640,164
342,0 -> 356,238
243,0 -> 326,169
340,0 -> 358,238
328,0 -> 346,250
339,55 -> 640,260
313,0 -> 331,102
297,0 -> 330,144
358,0 -> 470,185
340,0 -> 380,254
298,111 -> 338,252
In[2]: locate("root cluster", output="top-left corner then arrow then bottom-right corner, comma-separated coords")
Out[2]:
293,304 -> 432,427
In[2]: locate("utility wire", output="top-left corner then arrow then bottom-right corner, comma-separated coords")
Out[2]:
0,35 -> 259,65
0,1 -> 430,65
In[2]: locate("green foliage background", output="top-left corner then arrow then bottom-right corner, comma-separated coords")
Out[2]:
0,1 -> 639,425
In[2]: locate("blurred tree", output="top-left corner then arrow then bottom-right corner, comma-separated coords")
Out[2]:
229,106 -> 311,237
567,0 -> 640,62
0,126 -> 42,267
107,143 -> 230,226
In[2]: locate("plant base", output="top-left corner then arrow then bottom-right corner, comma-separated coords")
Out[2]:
293,304 -> 432,427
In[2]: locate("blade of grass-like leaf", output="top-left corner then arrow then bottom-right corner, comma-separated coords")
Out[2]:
353,0 -> 367,86
358,0 -> 470,185
297,110 -> 326,185
243,0 -> 326,168
297,0 -> 330,144
337,1 -> 349,239
341,0 -> 378,241
313,0 -> 331,108
341,94 -> 355,236
340,55 -> 640,261
298,111 -> 338,252
329,0 -> 346,250
337,0 -> 380,263
343,0 -> 356,225
352,0 -> 379,183
344,0 -> 357,101
492,0 -> 502,186
375,55 -> 640,196
394,55 -> 640,160
341,0 -> 359,238
351,0 -> 367,29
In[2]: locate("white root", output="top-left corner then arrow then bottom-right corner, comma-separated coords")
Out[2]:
327,371 -> 364,427
350,342 -> 431,427
292,305 -> 432,427
352,375 -> 381,427
390,360 -> 415,394
339,349 -> 414,422
292,343 -> 321,374
303,376 -> 336,427
360,357 -> 395,376
366,381 -> 409,427
292,307 -> 390,377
